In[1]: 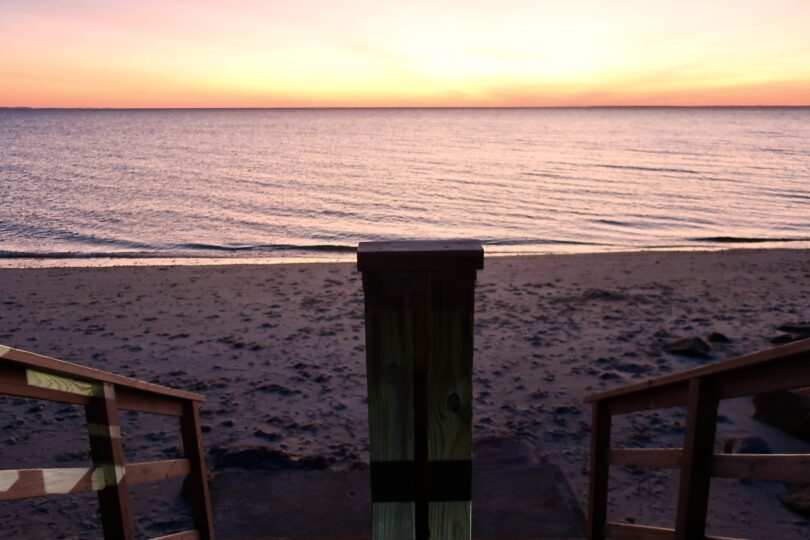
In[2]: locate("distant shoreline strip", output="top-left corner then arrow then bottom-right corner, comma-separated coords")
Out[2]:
0,236 -> 808,261
690,236 -> 810,244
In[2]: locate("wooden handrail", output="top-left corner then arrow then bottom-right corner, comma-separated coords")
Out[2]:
0,459 -> 191,501
0,344 -> 203,401
585,339 -> 810,540
610,448 -> 810,483
0,343 -> 214,540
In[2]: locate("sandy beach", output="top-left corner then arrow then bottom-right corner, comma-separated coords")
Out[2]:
1,248 -> 809,539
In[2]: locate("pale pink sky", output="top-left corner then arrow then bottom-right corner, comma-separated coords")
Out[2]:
2,0 -> 809,107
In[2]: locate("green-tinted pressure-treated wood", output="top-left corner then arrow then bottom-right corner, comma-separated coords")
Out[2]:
360,240 -> 482,540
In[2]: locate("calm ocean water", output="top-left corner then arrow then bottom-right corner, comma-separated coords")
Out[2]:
1,108 -> 809,265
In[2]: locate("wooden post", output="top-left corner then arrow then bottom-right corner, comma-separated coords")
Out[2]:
587,401 -> 611,540
84,382 -> 133,540
181,401 -> 216,540
674,377 -> 718,540
358,240 -> 483,540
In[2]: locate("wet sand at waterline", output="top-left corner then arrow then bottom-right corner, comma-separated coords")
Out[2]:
1,249 -> 808,538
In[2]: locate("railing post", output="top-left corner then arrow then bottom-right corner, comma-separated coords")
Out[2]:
181,400 -> 216,540
587,400 -> 611,540
675,377 -> 718,540
84,382 -> 133,540
358,240 -> 483,540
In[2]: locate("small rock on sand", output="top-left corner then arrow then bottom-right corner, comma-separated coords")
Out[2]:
721,436 -> 772,455
753,389 -> 810,442
770,323 -> 810,344
780,485 -> 810,517
707,331 -> 731,343
770,333 -> 803,345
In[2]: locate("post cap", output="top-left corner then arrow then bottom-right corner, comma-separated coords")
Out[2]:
357,240 -> 484,272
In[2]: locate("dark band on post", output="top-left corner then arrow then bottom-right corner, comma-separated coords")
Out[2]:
370,460 -> 473,502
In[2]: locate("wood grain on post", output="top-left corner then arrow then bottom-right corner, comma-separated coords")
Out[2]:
359,240 -> 483,540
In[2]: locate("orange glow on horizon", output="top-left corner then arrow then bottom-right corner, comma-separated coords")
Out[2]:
2,0 -> 809,108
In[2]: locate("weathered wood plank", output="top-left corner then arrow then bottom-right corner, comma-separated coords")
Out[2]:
712,453 -> 810,483
1,355 -> 185,415
0,381 -> 91,406
426,275 -> 475,460
716,357 -> 810,400
1,345 -> 203,401
588,402 -> 611,540
373,503 -> 413,540
0,344 -> 213,539
85,381 -> 134,539
0,362 -> 27,385
181,401 -> 216,540
357,240 -> 484,272
0,360 -> 28,385
117,386 -> 185,416
0,467 -> 104,500
25,367 -> 99,396
586,341 -> 810,539
0,362 -> 93,405
0,460 -> 191,501
609,449 -> 682,469
365,274 -> 415,463
430,501 -> 471,539
674,378 -> 718,540
364,271 -> 415,540
361,242 -> 481,540
426,272 -> 475,539
128,459 -> 191,485
605,382 -> 689,415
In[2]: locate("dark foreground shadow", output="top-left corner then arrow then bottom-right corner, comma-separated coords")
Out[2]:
211,437 -> 585,539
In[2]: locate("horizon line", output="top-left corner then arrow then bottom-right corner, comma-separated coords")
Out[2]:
3,105 -> 810,111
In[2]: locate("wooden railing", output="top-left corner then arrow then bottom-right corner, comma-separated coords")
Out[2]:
0,343 -> 215,540
584,338 -> 810,540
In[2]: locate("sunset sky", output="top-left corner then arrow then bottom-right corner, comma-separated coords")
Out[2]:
2,0 -> 810,108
